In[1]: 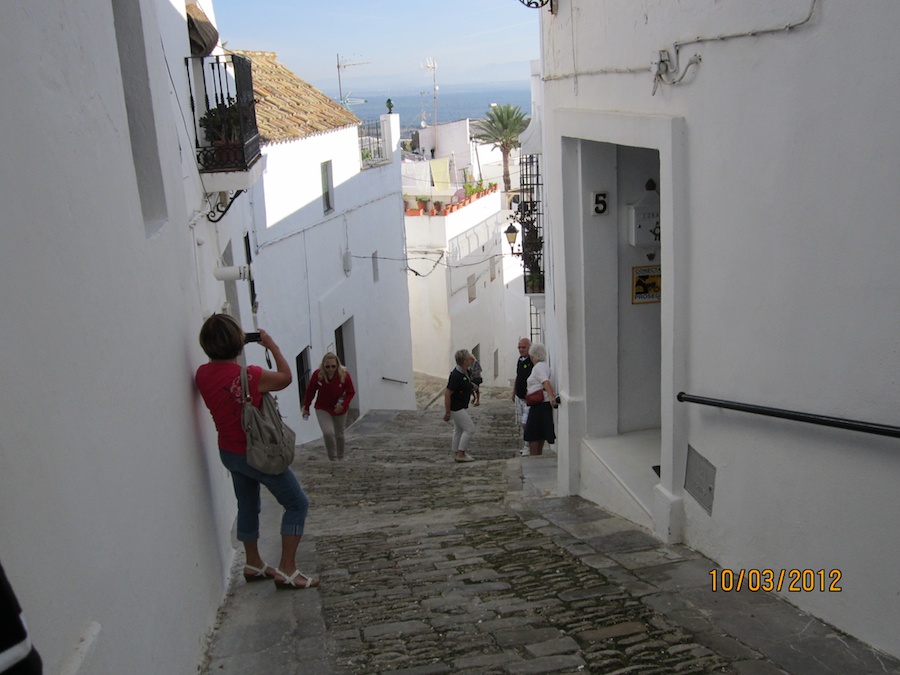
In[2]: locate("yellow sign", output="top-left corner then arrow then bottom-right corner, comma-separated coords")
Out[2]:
632,265 -> 661,304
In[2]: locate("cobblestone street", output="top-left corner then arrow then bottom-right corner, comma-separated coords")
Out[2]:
201,376 -> 900,674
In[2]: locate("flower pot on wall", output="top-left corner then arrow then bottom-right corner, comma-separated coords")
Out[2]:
213,140 -> 242,167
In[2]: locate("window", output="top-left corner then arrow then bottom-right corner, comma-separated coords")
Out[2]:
113,0 -> 167,236
490,255 -> 496,282
372,251 -> 379,282
467,274 -> 476,303
493,349 -> 499,379
321,161 -> 334,213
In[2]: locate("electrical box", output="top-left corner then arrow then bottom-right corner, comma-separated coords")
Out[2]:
628,189 -> 660,248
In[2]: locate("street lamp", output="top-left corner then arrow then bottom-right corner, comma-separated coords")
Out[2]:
515,0 -> 556,10
504,224 -> 520,255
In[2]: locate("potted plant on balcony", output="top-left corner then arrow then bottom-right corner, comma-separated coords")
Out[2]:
199,102 -> 242,165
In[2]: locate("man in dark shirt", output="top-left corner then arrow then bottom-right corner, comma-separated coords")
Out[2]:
513,338 -> 532,455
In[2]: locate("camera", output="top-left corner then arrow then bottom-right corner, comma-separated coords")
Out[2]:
244,332 -> 261,344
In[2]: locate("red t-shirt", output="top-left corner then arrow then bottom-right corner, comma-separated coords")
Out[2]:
196,362 -> 263,454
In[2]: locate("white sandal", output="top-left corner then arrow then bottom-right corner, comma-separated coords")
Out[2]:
273,568 -> 319,590
243,563 -> 275,583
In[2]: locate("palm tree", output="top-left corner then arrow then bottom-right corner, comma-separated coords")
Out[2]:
472,104 -> 529,192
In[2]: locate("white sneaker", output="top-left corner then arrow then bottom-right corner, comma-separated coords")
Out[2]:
519,447 -> 530,457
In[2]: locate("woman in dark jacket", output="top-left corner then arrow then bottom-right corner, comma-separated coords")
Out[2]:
443,349 -> 476,462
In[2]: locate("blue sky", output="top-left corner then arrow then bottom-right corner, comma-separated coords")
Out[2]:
210,0 -> 540,96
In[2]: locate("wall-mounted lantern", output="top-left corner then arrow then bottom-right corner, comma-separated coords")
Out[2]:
515,0 -> 557,11
504,224 -> 521,256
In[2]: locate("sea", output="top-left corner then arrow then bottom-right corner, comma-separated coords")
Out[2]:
338,82 -> 531,138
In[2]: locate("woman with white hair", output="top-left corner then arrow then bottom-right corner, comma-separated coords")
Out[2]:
523,342 -> 558,456
443,349 -> 477,462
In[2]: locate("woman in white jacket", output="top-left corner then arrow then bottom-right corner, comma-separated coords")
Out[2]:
523,343 -> 558,456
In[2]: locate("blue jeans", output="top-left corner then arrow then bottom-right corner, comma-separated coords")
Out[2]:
219,451 -> 309,541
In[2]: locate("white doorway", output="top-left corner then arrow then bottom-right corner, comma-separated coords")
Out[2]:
554,110 -> 687,542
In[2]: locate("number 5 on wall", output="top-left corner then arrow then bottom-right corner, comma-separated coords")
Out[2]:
592,192 -> 608,216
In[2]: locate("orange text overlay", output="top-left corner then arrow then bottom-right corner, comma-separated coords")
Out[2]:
709,568 -> 842,592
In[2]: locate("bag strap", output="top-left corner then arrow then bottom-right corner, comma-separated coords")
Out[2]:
240,365 -> 253,405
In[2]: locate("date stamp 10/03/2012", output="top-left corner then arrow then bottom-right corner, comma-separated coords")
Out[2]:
709,568 -> 842,593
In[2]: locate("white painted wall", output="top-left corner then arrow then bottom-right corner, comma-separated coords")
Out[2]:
0,0 -> 241,671
540,0 -> 900,658
0,3 -> 416,671
417,119 -> 516,190
249,116 -> 417,441
406,192 -> 528,383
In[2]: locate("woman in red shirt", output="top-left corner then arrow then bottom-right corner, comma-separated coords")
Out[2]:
302,352 -> 355,462
196,314 -> 318,590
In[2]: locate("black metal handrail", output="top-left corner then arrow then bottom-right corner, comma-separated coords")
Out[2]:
381,377 -> 408,384
677,392 -> 900,439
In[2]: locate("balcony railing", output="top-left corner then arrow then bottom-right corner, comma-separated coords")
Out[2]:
358,119 -> 388,169
186,53 -> 261,173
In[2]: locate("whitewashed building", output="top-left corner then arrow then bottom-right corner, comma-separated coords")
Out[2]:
229,51 -> 416,439
403,117 -> 530,385
405,188 -> 528,383
535,0 -> 900,659
0,0 -> 255,671
0,1 -> 414,673
415,118 -> 520,195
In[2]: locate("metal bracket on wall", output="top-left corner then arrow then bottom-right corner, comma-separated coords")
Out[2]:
206,190 -> 244,222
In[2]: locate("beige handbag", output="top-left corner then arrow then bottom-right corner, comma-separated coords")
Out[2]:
240,366 -> 296,474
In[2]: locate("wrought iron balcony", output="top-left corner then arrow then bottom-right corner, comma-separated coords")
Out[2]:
187,53 -> 261,173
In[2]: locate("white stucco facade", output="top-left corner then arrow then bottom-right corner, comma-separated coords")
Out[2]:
0,1 -> 415,672
245,116 -> 417,440
538,0 -> 900,659
405,191 -> 529,384
0,0 -> 247,672
415,119 -> 521,194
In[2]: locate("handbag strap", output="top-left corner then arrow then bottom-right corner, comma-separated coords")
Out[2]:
240,365 -> 253,406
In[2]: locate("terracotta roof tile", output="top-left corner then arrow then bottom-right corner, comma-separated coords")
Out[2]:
230,50 -> 359,146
